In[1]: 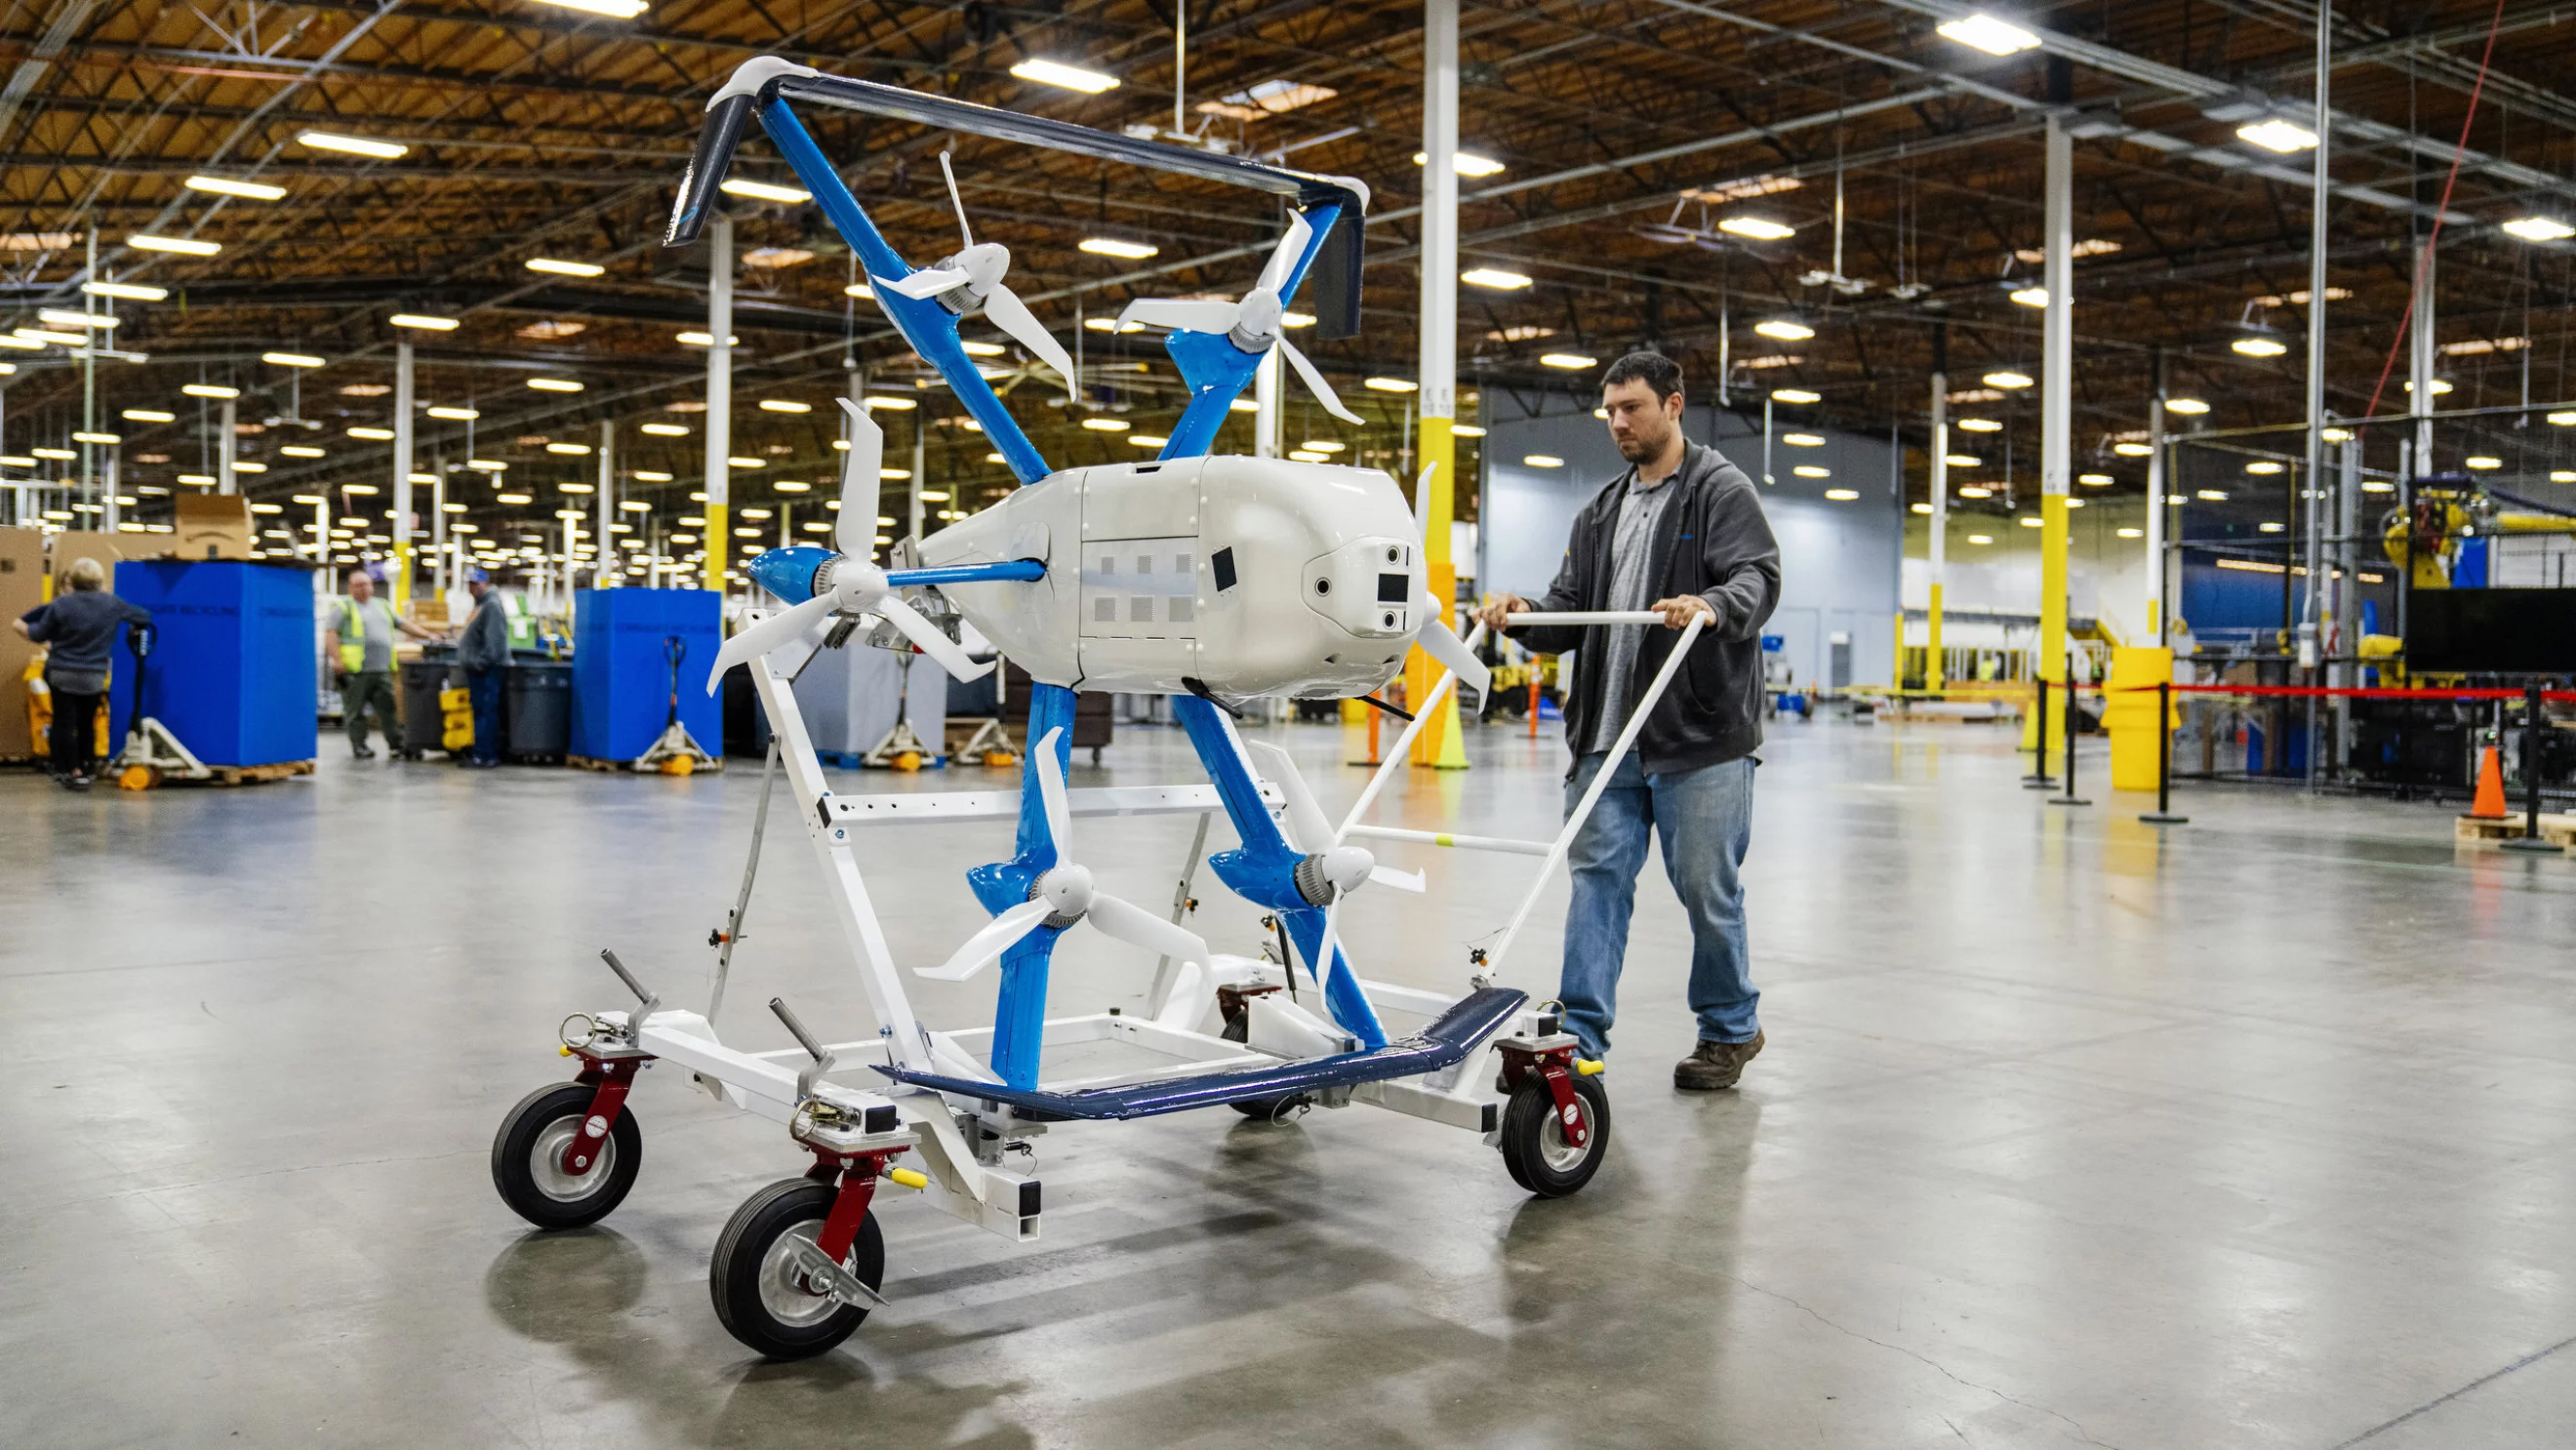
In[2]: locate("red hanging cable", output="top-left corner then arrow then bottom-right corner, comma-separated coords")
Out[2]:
2358,0 -> 2512,429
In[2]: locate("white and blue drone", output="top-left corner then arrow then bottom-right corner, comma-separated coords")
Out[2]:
494,58 -> 1693,1362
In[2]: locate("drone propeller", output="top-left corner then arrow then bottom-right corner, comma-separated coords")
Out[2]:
1245,741 -> 1423,895
1406,463 -> 1492,698
874,151 -> 1078,394
704,469 -> 992,696
834,396 -> 878,560
1114,212 -> 1360,426
916,729 -> 1212,982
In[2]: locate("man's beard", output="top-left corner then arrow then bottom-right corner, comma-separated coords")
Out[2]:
1615,426 -> 1667,463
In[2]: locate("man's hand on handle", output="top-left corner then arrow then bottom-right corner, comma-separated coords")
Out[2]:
1473,593 -> 1529,632
1649,595 -> 1715,630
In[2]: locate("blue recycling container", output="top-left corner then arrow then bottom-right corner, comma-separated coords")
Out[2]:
570,586 -> 722,761
108,559 -> 320,767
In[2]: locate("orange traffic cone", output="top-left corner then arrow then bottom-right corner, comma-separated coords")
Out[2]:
2466,745 -> 2511,819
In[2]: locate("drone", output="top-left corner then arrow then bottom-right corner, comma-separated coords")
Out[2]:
495,57 -> 1694,1363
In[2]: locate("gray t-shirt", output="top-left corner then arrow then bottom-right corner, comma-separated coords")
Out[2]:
340,597 -> 397,671
1588,471 -> 1676,753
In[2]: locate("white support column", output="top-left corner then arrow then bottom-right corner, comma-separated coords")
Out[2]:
392,341 -> 415,610
102,450 -> 117,534
704,214 -> 733,592
2037,115 -> 2073,696
596,419 -> 615,587
1409,0 -> 1462,768
218,398 -> 236,495
2411,239 -> 2435,474
2300,0 -> 2331,676
2146,382 -> 2168,641
908,416 -> 925,546
431,464 -> 446,601
1253,346 -> 1281,458
1927,371 -> 1947,688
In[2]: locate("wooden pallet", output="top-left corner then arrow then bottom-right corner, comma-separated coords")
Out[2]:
192,759 -> 316,786
2455,812 -> 2576,847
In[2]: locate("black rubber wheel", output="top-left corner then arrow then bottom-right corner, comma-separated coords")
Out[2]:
1219,1012 -> 1308,1121
491,1081 -> 642,1229
708,1179 -> 884,1360
1498,1071 -> 1610,1198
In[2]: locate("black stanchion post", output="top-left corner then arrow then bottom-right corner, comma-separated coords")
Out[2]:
2502,682 -> 2563,855
2023,669 -> 2055,788
2050,658 -> 2090,806
2142,678 -> 2190,824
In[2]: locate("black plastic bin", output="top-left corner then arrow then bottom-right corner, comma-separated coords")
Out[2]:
397,649 -> 459,758
503,660 -> 573,763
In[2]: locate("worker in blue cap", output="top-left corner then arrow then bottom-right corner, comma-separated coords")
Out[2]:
455,569 -> 510,768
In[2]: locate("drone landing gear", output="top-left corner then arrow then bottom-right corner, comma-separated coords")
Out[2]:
708,1176 -> 887,1360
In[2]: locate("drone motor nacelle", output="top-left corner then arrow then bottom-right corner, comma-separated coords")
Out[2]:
919,455 -> 1427,700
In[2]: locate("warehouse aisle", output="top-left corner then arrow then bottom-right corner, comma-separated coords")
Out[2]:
3,721 -> 2572,1449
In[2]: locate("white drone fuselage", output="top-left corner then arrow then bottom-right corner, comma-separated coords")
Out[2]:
917,455 -> 1428,700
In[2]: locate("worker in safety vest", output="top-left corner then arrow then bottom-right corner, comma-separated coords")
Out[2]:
328,567 -> 445,759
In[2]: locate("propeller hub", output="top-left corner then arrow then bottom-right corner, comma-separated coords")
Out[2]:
1292,847 -> 1376,906
1228,289 -> 1282,351
1032,864 -> 1094,926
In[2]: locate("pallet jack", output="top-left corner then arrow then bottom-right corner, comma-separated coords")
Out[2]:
111,623 -> 212,789
631,633 -> 719,776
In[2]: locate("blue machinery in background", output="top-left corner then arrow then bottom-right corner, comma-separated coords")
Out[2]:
675,62 -> 1399,1102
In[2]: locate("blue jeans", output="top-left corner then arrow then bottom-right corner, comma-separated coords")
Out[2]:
465,667 -> 503,764
1558,750 -> 1757,1059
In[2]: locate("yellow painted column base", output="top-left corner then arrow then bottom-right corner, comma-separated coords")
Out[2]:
703,503 -> 730,593
1926,581 -> 1945,690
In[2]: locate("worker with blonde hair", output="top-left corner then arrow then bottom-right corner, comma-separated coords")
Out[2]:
12,555 -> 151,790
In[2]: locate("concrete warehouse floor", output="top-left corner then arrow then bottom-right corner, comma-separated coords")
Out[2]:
4,716 -> 2573,1450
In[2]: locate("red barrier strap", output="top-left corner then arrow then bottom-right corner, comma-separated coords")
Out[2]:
2089,682 -> 2576,703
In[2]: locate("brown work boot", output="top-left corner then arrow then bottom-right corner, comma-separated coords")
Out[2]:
1674,1031 -> 1764,1091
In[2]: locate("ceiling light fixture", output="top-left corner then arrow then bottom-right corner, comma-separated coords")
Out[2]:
1077,237 -> 1158,260
1983,371 -> 2033,389
2164,397 -> 2211,415
1364,377 -> 1419,392
1010,59 -> 1119,94
527,378 -> 583,392
184,175 -> 287,201
129,234 -> 221,257
720,178 -> 811,204
347,425 -> 394,440
1771,388 -> 1821,404
757,399 -> 812,414
182,383 -> 239,399
525,257 -> 604,277
298,131 -> 408,159
1522,454 -> 1564,468
2009,286 -> 2049,308
1540,352 -> 1597,370
83,281 -> 166,302
389,313 -> 459,331
262,351 -> 324,367
2233,336 -> 2288,357
1414,150 -> 1506,177
1754,318 -> 1814,342
1461,266 -> 1532,289
2502,216 -> 2576,242
2236,118 -> 2320,153
1936,14 -> 2042,56
1717,216 -> 1796,241
122,408 -> 176,423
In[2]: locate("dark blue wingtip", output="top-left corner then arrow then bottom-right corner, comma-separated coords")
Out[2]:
666,94 -> 757,247
871,987 -> 1528,1121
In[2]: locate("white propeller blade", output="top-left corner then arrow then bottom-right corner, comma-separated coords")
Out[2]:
834,397 -> 881,558
915,898 -> 1053,982
706,592 -> 837,693
1115,297 -> 1238,334
884,267 -> 967,300
1370,865 -> 1426,893
1086,893 -> 1211,971
1277,337 -> 1362,425
1031,727 -> 1074,870
982,281 -> 1077,394
938,149 -> 974,248
1244,742 -> 1333,852
1416,612 -> 1491,697
1308,894 -> 1346,999
871,592 -> 993,683
1252,211 -> 1313,299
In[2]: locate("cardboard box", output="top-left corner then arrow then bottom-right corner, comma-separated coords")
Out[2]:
51,531 -> 126,590
172,494 -> 254,561
0,527 -> 42,757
